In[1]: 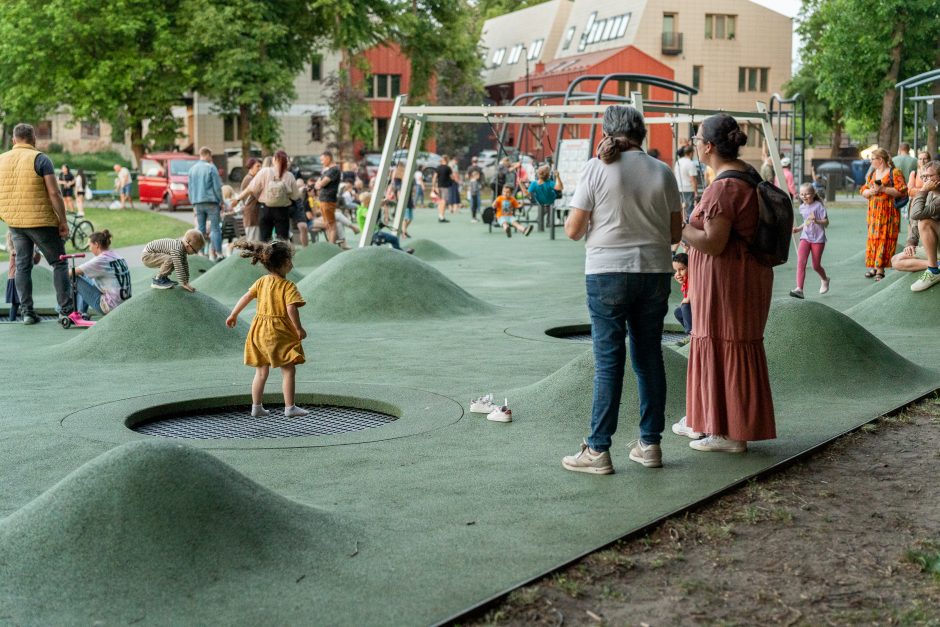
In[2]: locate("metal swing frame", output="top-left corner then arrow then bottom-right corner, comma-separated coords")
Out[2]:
359,94 -> 788,247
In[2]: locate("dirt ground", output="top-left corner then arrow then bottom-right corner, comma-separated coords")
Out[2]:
460,395 -> 940,626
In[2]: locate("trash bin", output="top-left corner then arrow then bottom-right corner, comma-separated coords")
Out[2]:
851,159 -> 871,188
825,177 -> 837,202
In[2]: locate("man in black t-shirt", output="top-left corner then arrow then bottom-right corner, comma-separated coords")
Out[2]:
314,151 -> 341,243
431,154 -> 452,223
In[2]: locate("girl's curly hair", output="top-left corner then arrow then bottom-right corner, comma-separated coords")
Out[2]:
232,239 -> 293,273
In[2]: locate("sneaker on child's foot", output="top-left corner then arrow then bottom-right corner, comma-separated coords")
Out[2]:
562,440 -> 613,474
505,227 -> 512,238
284,405 -> 310,417
628,440 -> 663,468
470,394 -> 498,413
689,434 -> 747,453
151,276 -> 175,289
524,225 -> 534,236
671,416 -> 704,439
911,268 -> 940,292
251,405 -> 270,417
819,278 -> 830,294
487,401 -> 512,423
789,288 -> 804,299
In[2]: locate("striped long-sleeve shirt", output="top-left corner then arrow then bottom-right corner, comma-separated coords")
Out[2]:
142,238 -> 190,284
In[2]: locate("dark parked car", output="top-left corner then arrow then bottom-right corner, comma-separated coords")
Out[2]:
290,155 -> 322,182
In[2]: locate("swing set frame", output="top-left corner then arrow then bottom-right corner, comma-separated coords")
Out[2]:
358,93 -> 789,247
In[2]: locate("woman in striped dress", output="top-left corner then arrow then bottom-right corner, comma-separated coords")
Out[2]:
863,148 -> 907,280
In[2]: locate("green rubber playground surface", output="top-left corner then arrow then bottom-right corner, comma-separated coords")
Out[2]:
0,204 -> 936,625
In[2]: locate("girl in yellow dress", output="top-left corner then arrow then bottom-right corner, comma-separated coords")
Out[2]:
225,240 -> 309,418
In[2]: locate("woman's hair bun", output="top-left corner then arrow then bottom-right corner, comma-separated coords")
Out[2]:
729,129 -> 748,147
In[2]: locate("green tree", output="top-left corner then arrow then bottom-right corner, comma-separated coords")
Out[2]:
475,0 -> 549,20
799,0 -> 940,153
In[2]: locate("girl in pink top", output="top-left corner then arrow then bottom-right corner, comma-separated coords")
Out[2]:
789,183 -> 830,299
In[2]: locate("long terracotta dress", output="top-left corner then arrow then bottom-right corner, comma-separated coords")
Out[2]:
865,168 -> 906,269
685,175 -> 776,441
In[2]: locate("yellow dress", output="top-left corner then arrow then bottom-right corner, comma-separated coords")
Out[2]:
244,274 -> 306,367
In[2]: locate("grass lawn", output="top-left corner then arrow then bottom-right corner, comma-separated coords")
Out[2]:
0,206 -> 188,262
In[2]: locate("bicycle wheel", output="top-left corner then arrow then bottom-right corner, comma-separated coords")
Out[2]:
71,220 -> 94,251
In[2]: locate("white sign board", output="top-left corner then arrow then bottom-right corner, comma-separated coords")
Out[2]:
555,138 -> 592,208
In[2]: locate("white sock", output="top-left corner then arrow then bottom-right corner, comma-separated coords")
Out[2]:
251,404 -> 269,417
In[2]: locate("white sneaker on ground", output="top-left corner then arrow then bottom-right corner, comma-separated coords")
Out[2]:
470,394 -> 498,414
251,404 -> 270,417
789,288 -> 804,299
819,278 -> 830,294
689,434 -> 747,453
671,416 -> 703,439
628,440 -> 663,468
562,440 -> 613,474
487,402 -> 512,423
911,269 -> 940,292
284,405 -> 309,417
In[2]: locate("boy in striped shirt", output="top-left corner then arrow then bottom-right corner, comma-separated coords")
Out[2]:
141,229 -> 205,292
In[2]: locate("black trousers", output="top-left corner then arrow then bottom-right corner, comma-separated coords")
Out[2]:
259,204 -> 290,242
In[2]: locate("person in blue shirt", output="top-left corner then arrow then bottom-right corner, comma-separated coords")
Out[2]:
527,165 -> 563,230
188,147 -> 224,260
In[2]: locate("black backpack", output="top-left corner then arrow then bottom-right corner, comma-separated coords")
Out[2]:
714,168 -> 794,267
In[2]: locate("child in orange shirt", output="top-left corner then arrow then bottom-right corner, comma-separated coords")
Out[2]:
493,184 -> 533,238
226,239 -> 309,418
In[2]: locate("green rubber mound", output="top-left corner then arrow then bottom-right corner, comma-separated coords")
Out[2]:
507,347 -> 689,426
192,254 -> 303,304
296,246 -> 495,321
52,288 -> 249,361
764,299 -> 933,394
844,272 -> 940,329
0,440 -> 357,623
408,239 -> 461,261
292,241 -> 342,269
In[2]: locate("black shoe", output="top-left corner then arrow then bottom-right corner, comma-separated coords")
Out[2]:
22,312 -> 40,325
506,228 -> 512,238
524,225 -> 534,237
438,218 -> 449,223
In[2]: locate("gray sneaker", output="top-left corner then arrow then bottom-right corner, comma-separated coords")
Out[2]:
629,440 -> 663,468
562,440 -> 614,475
22,312 -> 40,325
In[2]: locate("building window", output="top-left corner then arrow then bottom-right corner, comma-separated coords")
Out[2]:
692,65 -> 702,91
705,14 -> 736,40
745,123 -> 763,147
36,120 -> 52,140
578,12 -> 631,50
561,26 -> 576,50
80,120 -> 100,139
507,44 -> 523,65
528,39 -> 544,60
367,74 -> 402,100
738,67 -> 768,92
492,48 -> 505,67
309,116 -> 323,142
374,118 -> 389,149
618,81 -> 650,101
223,115 -> 243,142
310,54 -> 322,81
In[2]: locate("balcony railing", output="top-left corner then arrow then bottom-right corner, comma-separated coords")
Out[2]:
661,32 -> 683,55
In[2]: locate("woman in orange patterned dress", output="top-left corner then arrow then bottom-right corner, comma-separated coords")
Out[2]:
863,148 -> 907,280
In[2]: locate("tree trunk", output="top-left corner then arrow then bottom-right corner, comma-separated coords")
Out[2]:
239,104 -> 251,162
130,121 -> 146,166
878,21 -> 905,153
830,118 -> 843,159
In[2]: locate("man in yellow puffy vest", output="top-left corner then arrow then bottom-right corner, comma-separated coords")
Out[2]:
0,123 -> 73,325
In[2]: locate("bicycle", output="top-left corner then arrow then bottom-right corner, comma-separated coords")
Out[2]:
66,213 -> 94,251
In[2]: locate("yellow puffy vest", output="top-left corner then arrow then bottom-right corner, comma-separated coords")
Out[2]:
0,144 -> 57,228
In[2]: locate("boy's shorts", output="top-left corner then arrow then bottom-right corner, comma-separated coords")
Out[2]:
498,216 -> 517,226
121,183 -> 132,196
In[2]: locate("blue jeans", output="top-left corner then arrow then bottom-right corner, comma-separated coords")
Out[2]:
674,302 -> 692,333
75,275 -> 104,315
194,203 -> 222,255
586,272 -> 671,451
10,226 -> 73,314
372,231 -> 402,250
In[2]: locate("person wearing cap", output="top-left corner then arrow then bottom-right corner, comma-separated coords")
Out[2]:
775,157 -> 796,197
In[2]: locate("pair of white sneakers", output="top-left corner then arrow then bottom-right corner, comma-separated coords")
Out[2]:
251,404 -> 309,418
469,394 -> 512,422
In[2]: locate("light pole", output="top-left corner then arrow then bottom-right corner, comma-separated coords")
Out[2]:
520,44 -> 530,154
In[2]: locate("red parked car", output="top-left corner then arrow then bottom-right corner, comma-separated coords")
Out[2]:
138,152 -> 199,211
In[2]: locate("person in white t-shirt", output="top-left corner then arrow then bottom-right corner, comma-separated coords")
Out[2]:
113,164 -> 133,209
561,105 -> 683,474
674,145 -> 698,219
72,230 -> 132,316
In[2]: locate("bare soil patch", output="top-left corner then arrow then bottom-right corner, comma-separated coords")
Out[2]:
459,395 -> 940,626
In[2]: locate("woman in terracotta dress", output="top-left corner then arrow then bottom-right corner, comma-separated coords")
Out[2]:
671,113 -> 775,453
862,148 -> 907,280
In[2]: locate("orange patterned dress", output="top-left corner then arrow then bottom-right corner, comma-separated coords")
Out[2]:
865,168 -> 907,269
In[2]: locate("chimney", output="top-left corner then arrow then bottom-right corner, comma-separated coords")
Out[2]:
535,61 -> 546,74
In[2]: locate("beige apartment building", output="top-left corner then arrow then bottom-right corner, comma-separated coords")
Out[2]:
480,0 -> 793,163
